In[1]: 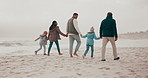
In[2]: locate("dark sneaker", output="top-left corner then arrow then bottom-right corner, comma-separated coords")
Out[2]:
101,59 -> 106,61
114,57 -> 120,60
35,51 -> 37,55
44,53 -> 47,55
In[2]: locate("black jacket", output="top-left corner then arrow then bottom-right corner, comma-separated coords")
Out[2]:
100,16 -> 118,38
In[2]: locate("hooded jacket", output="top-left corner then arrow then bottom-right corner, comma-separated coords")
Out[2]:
81,32 -> 100,45
35,34 -> 47,45
48,26 -> 65,42
100,15 -> 118,38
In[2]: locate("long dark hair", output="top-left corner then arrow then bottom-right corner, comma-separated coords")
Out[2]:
49,21 -> 57,30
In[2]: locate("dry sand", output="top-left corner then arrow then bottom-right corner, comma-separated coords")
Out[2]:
0,47 -> 148,78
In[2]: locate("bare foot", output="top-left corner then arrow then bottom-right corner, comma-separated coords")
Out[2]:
35,51 -> 37,55
47,53 -> 50,56
91,57 -> 95,59
73,53 -> 78,56
82,56 -> 86,59
70,54 -> 73,58
59,53 -> 63,55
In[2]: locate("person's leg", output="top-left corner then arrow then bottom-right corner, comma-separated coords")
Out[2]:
43,45 -> 46,55
55,40 -> 62,55
69,36 -> 75,57
74,35 -> 81,56
90,45 -> 94,58
108,37 -> 119,60
83,45 -> 90,58
35,44 -> 42,55
48,42 -> 53,55
101,37 -> 109,61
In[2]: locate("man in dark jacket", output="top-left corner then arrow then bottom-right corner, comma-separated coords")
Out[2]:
100,12 -> 120,61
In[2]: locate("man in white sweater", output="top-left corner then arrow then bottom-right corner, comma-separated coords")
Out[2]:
67,13 -> 82,57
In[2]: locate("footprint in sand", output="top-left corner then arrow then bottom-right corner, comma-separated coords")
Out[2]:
26,74 -> 36,77
116,72 -> 122,75
119,75 -> 129,78
128,69 -> 135,72
76,73 -> 82,76
135,75 -> 142,78
59,76 -> 69,78
145,75 -> 148,78
98,67 -> 110,70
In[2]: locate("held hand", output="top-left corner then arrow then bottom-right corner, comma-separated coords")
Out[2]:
80,34 -> 82,36
66,33 -> 69,37
100,37 -> 102,39
65,34 -> 68,37
64,34 -> 67,37
115,38 -> 118,41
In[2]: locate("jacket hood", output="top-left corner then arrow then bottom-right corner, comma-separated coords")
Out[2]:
40,34 -> 46,36
87,32 -> 95,33
49,26 -> 59,32
90,27 -> 94,32
106,15 -> 112,19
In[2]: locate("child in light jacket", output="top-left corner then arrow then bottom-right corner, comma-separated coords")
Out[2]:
81,27 -> 100,59
35,31 -> 48,55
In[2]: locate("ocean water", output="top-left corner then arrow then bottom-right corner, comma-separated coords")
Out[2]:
0,38 -> 148,57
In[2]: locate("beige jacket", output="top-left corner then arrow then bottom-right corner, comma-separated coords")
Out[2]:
48,26 -> 66,42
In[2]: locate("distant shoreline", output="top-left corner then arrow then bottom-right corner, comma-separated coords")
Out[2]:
119,30 -> 148,39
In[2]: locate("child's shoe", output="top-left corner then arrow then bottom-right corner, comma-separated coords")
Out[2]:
35,51 -> 37,55
101,59 -> 106,61
44,53 -> 47,55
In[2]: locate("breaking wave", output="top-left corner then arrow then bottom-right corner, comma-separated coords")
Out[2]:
0,42 -> 23,47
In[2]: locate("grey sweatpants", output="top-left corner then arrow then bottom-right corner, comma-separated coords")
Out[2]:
36,44 -> 46,54
69,35 -> 81,54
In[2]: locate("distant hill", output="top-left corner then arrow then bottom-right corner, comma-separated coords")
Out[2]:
119,30 -> 148,39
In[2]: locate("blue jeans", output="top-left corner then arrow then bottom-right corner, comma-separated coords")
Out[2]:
48,40 -> 61,54
84,45 -> 94,57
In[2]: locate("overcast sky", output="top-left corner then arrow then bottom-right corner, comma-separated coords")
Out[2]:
0,0 -> 148,38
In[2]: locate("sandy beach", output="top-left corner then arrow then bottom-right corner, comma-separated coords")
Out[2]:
0,47 -> 148,78
1,0 -> 148,78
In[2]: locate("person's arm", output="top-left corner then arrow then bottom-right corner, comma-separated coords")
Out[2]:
94,33 -> 100,40
100,21 -> 103,39
47,29 -> 50,39
56,27 -> 66,37
81,34 -> 87,38
35,36 -> 40,41
113,20 -> 118,39
66,20 -> 69,34
73,19 -> 81,35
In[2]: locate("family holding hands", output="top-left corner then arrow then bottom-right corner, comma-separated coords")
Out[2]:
35,12 -> 120,61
